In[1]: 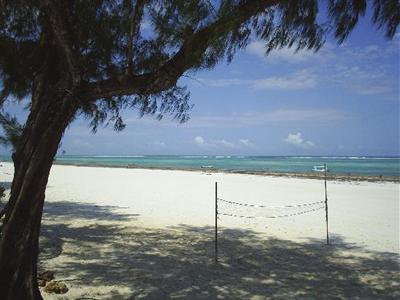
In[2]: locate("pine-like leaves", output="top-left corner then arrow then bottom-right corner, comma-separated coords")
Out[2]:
0,112 -> 23,151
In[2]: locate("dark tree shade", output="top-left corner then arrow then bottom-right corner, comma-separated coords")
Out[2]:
0,1 -> 398,299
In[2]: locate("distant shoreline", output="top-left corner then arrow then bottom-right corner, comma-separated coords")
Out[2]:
52,161 -> 400,183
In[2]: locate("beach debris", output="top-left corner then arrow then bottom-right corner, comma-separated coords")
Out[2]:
38,270 -> 55,282
38,279 -> 46,287
38,270 -> 68,294
44,281 -> 69,294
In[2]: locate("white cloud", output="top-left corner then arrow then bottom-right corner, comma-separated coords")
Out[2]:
328,64 -> 397,96
153,140 -> 166,148
252,70 -> 316,90
203,42 -> 397,96
215,139 -> 236,149
194,136 -> 236,149
199,78 -> 248,88
247,41 -> 317,63
327,43 -> 398,97
184,108 -> 347,129
198,70 -> 316,91
284,132 -> 315,149
239,139 -> 255,147
264,109 -> 345,122
193,136 -> 255,150
246,40 -> 398,97
194,136 -> 205,146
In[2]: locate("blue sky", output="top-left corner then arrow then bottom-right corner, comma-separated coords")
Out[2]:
1,14 -> 399,156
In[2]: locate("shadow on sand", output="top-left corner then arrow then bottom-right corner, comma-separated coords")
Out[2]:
0,181 -> 12,190
40,201 -> 399,299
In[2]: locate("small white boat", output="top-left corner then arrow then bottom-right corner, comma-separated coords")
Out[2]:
312,165 -> 326,172
201,165 -> 214,169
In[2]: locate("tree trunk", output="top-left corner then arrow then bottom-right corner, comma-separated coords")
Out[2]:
0,45 -> 78,298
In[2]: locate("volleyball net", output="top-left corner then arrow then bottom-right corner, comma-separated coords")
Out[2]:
217,197 -> 325,219
213,166 -> 330,263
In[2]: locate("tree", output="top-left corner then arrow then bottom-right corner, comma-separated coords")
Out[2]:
0,0 -> 398,298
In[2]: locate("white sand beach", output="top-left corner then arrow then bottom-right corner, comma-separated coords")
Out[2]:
1,162 -> 399,299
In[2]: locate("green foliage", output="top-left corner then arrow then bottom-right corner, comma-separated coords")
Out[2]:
0,0 -> 39,104
0,112 -> 23,151
80,86 -> 191,132
0,0 -> 398,130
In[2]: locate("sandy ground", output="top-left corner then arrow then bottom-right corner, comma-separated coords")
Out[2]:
0,162 -> 399,299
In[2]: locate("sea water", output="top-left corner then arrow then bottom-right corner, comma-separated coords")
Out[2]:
46,155 -> 400,177
1,155 -> 398,177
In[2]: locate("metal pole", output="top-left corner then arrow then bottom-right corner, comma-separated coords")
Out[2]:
215,181 -> 218,263
324,163 -> 330,245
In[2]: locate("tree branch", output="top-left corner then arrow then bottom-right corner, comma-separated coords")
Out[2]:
82,0 -> 280,101
41,0 -> 80,85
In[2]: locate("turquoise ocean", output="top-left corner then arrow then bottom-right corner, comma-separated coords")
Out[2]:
49,155 -> 399,177
1,155 -> 399,177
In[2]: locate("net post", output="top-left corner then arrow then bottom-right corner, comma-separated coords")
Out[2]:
324,163 -> 330,245
215,181 -> 218,264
